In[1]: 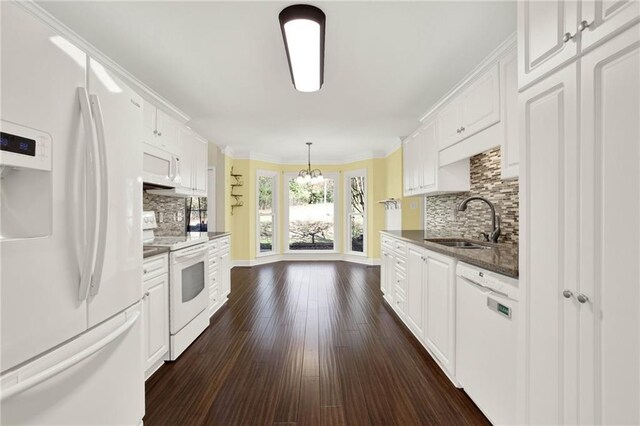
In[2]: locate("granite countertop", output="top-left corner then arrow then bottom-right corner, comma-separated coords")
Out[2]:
207,232 -> 231,240
143,246 -> 170,259
381,230 -> 519,278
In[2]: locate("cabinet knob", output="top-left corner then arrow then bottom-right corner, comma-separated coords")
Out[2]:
577,293 -> 589,304
143,269 -> 148,274
578,20 -> 591,32
562,290 -> 573,299
563,32 -> 574,43
158,132 -> 162,136
153,130 -> 157,135
456,128 -> 461,134
460,126 -> 465,132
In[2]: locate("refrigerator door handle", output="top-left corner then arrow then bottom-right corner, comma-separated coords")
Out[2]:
89,94 -> 109,296
0,310 -> 140,401
77,88 -> 100,301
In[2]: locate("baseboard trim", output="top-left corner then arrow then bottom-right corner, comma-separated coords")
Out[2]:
232,254 -> 381,268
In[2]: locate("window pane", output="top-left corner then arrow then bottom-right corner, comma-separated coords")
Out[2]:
350,214 -> 364,253
258,176 -> 273,214
186,197 -> 207,232
350,176 -> 365,214
260,215 -> 273,253
289,178 -> 334,251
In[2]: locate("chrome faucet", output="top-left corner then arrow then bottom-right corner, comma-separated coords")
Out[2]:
456,196 -> 501,243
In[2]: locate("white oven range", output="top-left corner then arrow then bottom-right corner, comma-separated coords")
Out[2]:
143,211 -> 209,360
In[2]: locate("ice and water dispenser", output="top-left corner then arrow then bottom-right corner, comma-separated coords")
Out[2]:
0,120 -> 53,240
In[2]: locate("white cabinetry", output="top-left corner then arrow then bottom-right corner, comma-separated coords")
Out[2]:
402,119 -> 470,197
438,64 -> 501,151
518,0 -> 638,89
143,101 -> 180,153
380,233 -> 458,383
406,246 -> 426,340
500,50 -> 519,179
208,236 -> 231,317
142,254 -> 169,379
423,251 -> 456,375
518,22 -> 639,425
178,128 -> 208,197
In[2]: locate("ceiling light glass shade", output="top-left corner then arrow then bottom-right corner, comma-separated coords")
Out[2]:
279,5 -> 326,92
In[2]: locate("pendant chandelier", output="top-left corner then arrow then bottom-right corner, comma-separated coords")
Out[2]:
296,142 -> 323,184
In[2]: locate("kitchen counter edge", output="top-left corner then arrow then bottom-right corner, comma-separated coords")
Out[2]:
380,230 -> 518,278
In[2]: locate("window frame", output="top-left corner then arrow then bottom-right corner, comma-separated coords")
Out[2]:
283,172 -> 340,254
255,170 -> 279,257
344,169 -> 367,256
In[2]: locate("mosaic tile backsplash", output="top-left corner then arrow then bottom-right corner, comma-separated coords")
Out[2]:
143,192 -> 186,236
425,147 -> 519,245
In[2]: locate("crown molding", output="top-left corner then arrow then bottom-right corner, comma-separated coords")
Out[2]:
418,32 -> 517,123
15,0 -> 191,123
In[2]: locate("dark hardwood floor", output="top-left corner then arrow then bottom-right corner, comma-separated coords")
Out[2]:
145,261 -> 489,426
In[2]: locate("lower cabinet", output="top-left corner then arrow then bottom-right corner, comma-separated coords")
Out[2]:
208,236 -> 232,317
380,233 -> 457,384
422,251 -> 456,375
142,254 -> 169,379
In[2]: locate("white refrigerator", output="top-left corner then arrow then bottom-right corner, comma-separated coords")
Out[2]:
1,3 -> 145,424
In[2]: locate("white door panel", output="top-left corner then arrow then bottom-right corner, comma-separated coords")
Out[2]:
519,63 -> 580,424
87,59 -> 143,327
406,247 -> 425,339
0,3 -> 88,371
518,0 -> 579,88
460,64 -> 501,139
424,255 -> 453,368
579,26 -> 640,425
437,98 -> 462,150
581,0 -> 640,50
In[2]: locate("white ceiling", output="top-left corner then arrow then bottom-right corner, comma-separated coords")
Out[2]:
38,1 -> 516,163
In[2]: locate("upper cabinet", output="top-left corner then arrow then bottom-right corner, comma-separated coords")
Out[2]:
518,0 -> 638,89
403,119 -> 469,197
143,101 -> 181,154
403,39 -> 519,196
177,127 -> 208,197
439,64 -> 501,151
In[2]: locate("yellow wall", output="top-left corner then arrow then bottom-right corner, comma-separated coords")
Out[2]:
225,145 -> 422,261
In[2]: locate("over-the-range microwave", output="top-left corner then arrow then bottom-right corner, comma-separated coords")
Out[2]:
142,143 -> 181,188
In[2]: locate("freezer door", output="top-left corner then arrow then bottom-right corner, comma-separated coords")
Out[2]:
87,58 -> 144,327
1,303 -> 144,425
0,2 -> 88,372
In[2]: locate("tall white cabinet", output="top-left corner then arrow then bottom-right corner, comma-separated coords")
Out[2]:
518,16 -> 639,424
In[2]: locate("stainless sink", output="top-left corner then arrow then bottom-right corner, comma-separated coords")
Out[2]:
425,239 -> 493,249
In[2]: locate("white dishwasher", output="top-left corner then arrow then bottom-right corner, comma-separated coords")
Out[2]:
456,262 -> 519,426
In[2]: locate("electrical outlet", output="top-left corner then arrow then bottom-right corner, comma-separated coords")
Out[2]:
410,202 -> 417,209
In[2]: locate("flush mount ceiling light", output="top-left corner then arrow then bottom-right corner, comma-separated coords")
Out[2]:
296,142 -> 323,184
279,4 -> 326,92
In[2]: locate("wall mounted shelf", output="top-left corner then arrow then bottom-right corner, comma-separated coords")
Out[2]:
230,166 -> 243,215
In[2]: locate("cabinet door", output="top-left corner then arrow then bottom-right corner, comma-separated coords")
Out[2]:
460,64 -> 501,140
518,0 -> 579,89
194,135 -> 208,195
219,250 -> 231,296
406,246 -> 425,340
420,120 -> 438,190
178,127 -> 194,190
402,138 -> 415,195
580,0 -> 639,50
393,269 -> 406,319
579,26 -> 639,425
437,97 -> 462,150
143,273 -> 169,371
142,101 -> 159,148
423,252 -> 455,372
500,50 -> 520,179
519,63 -> 579,425
156,109 -> 180,154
